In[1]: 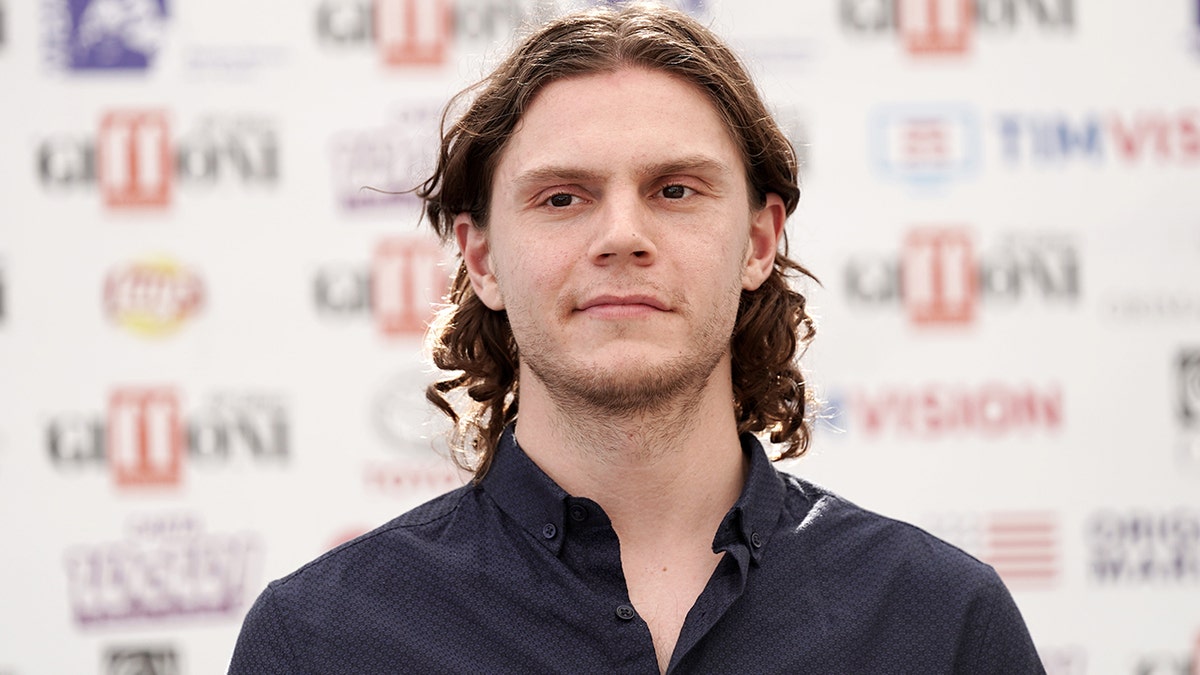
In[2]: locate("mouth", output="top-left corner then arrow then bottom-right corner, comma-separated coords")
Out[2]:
576,294 -> 670,317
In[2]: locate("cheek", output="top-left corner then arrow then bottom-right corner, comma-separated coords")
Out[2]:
492,246 -> 570,307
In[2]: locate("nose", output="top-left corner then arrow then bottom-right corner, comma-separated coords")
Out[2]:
588,193 -> 657,266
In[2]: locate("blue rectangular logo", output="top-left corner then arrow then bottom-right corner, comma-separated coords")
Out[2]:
871,104 -> 980,187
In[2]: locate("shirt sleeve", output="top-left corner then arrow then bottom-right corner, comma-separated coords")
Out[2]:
227,584 -> 299,674
957,577 -> 1046,674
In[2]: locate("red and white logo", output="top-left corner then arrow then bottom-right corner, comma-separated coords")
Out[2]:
1192,632 -> 1200,675
851,381 -> 1064,438
899,0 -> 973,55
897,117 -> 952,166
103,257 -> 205,337
97,110 -> 172,208
1192,631 -> 1199,675
376,0 -> 451,66
902,228 -> 977,324
979,512 -> 1060,586
928,512 -> 1060,589
107,389 -> 183,487
372,238 -> 448,336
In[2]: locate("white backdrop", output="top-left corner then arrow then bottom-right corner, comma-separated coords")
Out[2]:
1,1 -> 1199,673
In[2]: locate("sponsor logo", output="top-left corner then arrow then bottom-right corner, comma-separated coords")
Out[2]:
316,0 -> 706,67
314,237 -> 450,337
329,103 -> 440,211
926,512 -> 1061,588
65,513 -> 258,627
1180,349 -> 1200,470
1131,652 -> 1196,675
373,370 -> 443,455
42,0 -> 169,71
1180,350 -> 1200,427
103,257 -> 205,337
363,460 -> 466,495
1087,510 -> 1200,583
1038,646 -> 1086,675
327,527 -> 370,551
844,227 -> 1081,326
844,381 -> 1063,438
767,105 -> 812,175
871,104 -> 980,187
1105,293 -> 1200,322
997,109 -> 1200,165
1193,0 -> 1200,56
104,646 -> 180,675
367,370 -> 467,495
37,110 -> 280,209
47,388 -> 289,488
839,0 -> 1074,56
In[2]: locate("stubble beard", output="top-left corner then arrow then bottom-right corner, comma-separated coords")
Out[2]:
517,284 -> 742,422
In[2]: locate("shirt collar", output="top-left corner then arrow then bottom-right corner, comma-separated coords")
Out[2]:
480,427 -> 571,555
480,426 -> 786,562
713,433 -> 787,566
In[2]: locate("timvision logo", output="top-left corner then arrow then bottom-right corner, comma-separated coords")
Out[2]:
42,0 -> 170,71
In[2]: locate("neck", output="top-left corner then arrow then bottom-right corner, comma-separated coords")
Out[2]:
513,357 -> 748,547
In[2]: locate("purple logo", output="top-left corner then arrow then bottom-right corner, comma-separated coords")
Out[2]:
328,103 -> 441,212
64,514 -> 259,626
44,0 -> 169,71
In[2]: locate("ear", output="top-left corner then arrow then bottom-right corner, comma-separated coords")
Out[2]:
742,193 -> 785,291
454,213 -> 505,310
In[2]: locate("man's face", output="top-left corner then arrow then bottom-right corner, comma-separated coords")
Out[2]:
457,67 -> 783,413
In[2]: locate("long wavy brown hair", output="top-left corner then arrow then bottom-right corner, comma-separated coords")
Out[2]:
418,2 -> 817,477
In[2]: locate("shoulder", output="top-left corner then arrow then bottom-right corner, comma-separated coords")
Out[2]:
229,484 -> 481,672
270,483 -> 477,598
775,473 -> 1003,594
759,473 -> 1043,672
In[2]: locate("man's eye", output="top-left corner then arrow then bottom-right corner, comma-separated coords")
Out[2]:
547,193 -> 576,207
661,185 -> 692,199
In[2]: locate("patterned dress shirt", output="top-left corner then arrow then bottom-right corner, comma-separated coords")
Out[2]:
229,427 -> 1045,673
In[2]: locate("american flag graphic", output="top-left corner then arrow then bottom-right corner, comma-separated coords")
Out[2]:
926,512 -> 1060,588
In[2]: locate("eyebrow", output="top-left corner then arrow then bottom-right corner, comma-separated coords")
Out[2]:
510,155 -> 735,190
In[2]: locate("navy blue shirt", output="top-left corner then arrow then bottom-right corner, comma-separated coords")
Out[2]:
229,429 -> 1044,673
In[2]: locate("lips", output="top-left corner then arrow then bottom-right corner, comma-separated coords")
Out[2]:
577,294 -> 670,312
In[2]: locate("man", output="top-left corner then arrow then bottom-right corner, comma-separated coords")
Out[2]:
230,4 -> 1044,673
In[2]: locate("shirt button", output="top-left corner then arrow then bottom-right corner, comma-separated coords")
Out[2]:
569,504 -> 588,522
542,523 -> 557,539
751,531 -> 763,548
615,604 -> 636,621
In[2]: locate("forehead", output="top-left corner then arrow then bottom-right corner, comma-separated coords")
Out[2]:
492,67 -> 745,187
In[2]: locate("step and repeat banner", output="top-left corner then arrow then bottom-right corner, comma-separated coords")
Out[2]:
1,1 -> 1198,673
